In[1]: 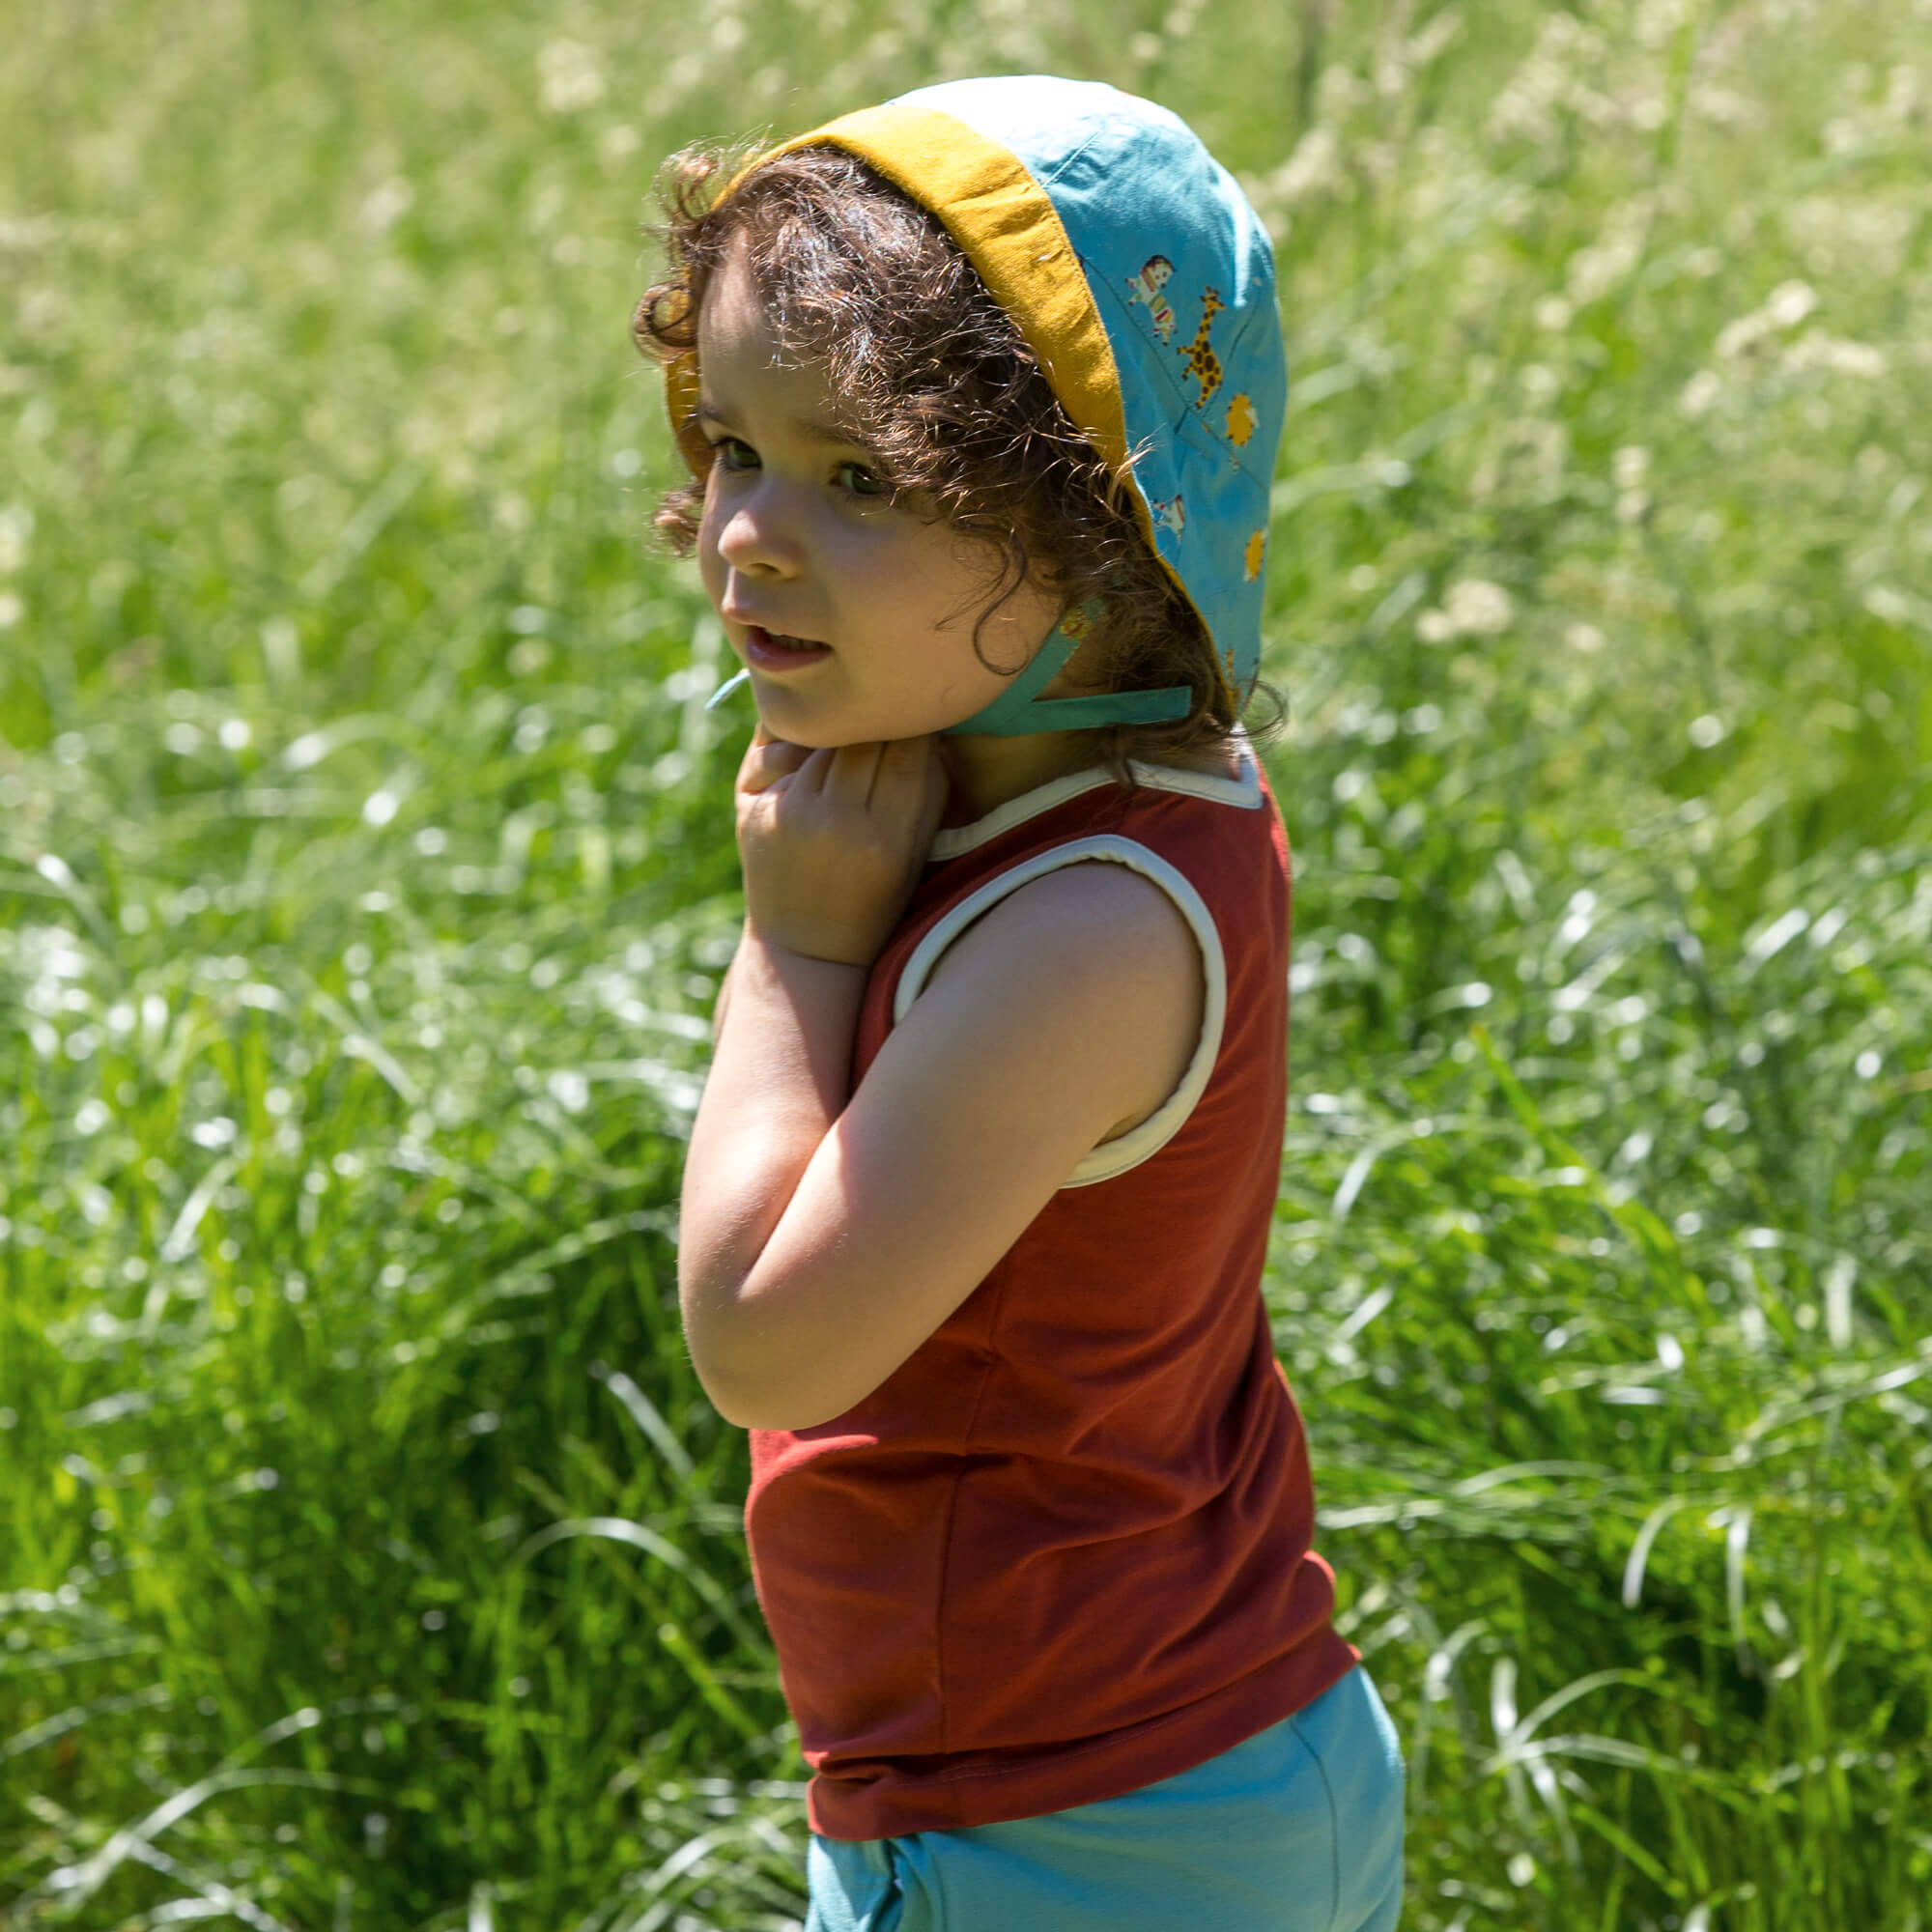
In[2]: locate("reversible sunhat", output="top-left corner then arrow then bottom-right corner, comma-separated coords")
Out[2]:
678,74 -> 1286,737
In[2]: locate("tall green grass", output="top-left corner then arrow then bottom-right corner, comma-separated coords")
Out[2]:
3,0 -> 1928,1925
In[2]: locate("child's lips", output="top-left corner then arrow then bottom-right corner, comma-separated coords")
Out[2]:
744,625 -> 832,670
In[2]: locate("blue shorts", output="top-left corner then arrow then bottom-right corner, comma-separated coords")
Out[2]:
804,1664 -> 1405,1932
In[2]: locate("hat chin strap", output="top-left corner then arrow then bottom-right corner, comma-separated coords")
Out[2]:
940,611 -> 1192,738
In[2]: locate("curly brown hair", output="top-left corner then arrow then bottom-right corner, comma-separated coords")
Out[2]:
631,141 -> 1280,777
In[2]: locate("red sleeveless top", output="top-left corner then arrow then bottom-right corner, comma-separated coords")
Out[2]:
744,742 -> 1357,1839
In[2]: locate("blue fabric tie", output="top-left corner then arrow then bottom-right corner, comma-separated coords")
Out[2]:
942,610 -> 1191,738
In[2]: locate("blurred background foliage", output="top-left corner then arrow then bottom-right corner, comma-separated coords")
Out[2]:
2,0 -> 1928,1926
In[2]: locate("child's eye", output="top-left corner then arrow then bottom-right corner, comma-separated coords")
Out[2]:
835,461 -> 891,499
714,437 -> 759,471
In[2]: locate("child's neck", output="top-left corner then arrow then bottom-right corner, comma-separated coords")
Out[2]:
930,636 -> 1238,828
936,732 -> 1108,827
935,731 -> 1237,828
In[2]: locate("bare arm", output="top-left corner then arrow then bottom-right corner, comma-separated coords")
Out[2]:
678,725 -> 944,1420
678,930 -> 866,1364
680,851 -> 1203,1429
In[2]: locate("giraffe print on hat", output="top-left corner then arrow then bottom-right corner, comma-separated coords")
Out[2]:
1179,287 -> 1225,410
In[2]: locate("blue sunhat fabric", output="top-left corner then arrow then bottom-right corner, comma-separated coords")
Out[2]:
891,75 -> 1286,717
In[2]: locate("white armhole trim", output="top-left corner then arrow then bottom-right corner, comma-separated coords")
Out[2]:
893,835 -> 1227,1190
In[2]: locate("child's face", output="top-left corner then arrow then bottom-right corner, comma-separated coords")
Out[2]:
693,238 -> 1063,749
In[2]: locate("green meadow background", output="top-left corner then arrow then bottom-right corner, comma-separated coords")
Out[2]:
3,0 -> 1929,1924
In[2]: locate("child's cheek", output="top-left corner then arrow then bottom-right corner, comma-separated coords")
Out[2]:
696,493 -> 728,611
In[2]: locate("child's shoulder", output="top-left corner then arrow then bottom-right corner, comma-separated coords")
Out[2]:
918,852 -> 1207,1146
924,840 -> 1204,1009
910,734 -> 1264,1071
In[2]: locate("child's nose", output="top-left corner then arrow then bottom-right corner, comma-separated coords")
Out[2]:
716,484 -> 804,579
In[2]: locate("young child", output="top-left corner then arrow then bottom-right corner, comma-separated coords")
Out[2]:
635,75 -> 1406,1932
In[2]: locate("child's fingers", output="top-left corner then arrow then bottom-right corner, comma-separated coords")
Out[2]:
871,735 -> 943,819
819,742 -> 886,812
874,734 -> 937,787
811,738 -> 935,812
739,731 -> 813,795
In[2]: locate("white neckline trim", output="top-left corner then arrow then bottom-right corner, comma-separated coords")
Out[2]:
927,729 -> 1263,862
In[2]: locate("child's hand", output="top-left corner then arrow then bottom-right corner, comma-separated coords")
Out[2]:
734,725 -> 948,967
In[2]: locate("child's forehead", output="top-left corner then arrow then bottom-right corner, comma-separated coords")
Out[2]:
697,232 -> 828,356
696,239 -> 794,361
695,252 -> 861,422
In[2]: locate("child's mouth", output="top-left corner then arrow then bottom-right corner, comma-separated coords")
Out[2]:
745,625 -> 832,668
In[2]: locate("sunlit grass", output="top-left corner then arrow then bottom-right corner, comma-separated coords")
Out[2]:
3,1 -> 1929,1926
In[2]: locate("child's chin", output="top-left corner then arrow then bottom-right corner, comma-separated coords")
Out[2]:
753,701 -> 942,750
753,716 -> 845,751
